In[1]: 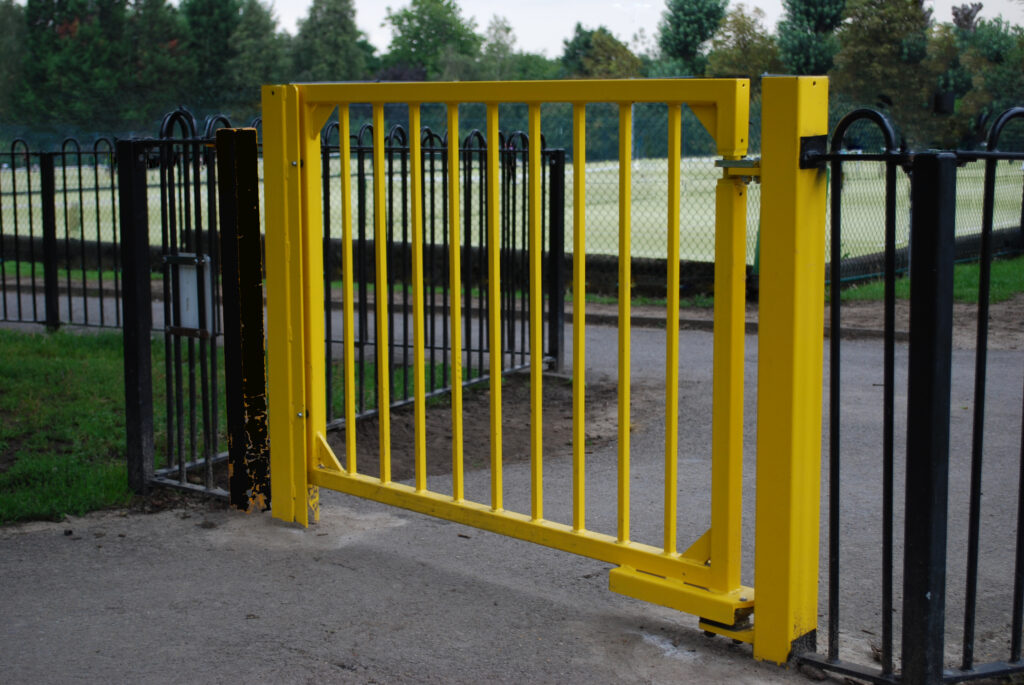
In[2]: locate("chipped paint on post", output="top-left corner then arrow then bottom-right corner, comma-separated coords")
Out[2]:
216,128 -> 271,513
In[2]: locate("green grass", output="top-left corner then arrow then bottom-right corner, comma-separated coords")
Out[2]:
0,330 -> 132,523
1,260 -> 154,284
836,254 -> 1024,304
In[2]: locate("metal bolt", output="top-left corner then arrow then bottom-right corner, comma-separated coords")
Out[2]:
297,411 -> 304,417
740,596 -> 748,602
291,161 -> 297,166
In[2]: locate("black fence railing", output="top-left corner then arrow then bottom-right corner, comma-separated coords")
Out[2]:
801,107 -> 1024,684
0,140 -> 120,328
115,109 -> 566,497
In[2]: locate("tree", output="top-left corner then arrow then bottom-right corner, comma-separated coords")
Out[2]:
124,0 -> 192,126
19,0 -> 132,131
479,18 -> 560,81
224,0 -> 289,113
705,5 -> 784,88
832,0 -> 934,145
383,0 -> 481,80
777,0 -> 844,75
561,23 -> 642,78
656,0 -> 727,76
931,17 -> 1024,146
0,0 -> 26,121
180,0 -> 242,110
292,0 -> 365,81
479,15 -> 516,80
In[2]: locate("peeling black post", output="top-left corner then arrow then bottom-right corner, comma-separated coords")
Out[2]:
901,152 -> 956,684
118,140 -> 155,493
40,153 -> 59,331
216,128 -> 270,512
547,149 -> 566,372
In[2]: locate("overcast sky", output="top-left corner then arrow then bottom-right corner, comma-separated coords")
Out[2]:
269,0 -> 1024,56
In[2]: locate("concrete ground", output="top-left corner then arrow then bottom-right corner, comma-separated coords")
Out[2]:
2,320 -> 1022,684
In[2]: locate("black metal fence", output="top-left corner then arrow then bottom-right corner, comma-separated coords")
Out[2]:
801,107 -> 1024,683
0,140 -> 120,328
115,109 -> 566,496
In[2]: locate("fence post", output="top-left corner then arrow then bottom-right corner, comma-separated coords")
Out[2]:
216,128 -> 270,512
118,140 -> 155,493
901,152 -> 956,684
39,153 -> 59,331
547,149 -> 566,373
754,76 -> 829,663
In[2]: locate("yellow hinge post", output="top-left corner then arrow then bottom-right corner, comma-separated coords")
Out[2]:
262,85 -> 310,526
754,76 -> 828,664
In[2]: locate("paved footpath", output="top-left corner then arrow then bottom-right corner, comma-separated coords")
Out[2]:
2,323 -> 1022,684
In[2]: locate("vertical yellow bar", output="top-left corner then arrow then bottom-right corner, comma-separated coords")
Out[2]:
572,103 -> 586,532
372,104 -> 392,484
299,96 -> 327,525
339,106 -> 358,474
410,104 -> 428,493
617,103 -> 632,543
262,84 -> 308,526
486,103 -> 503,511
709,176 -> 747,590
447,103 -> 465,502
754,76 -> 828,664
528,102 -> 543,521
664,104 -> 681,555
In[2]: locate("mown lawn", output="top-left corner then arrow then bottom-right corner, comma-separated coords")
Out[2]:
0,330 -> 132,523
838,253 -> 1024,304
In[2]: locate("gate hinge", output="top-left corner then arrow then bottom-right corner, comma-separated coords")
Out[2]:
715,157 -> 761,182
799,135 -> 829,169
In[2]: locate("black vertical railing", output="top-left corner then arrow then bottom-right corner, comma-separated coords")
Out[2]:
319,123 -> 566,428
802,106 -> 1024,684
118,139 -> 155,493
547,149 -> 566,372
824,109 -> 900,675
39,153 -> 59,331
217,128 -> 270,513
901,152 -> 956,685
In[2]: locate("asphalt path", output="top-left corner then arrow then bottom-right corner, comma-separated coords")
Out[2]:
2,321 -> 1023,683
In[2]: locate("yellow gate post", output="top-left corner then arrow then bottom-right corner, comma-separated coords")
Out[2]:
754,76 -> 828,663
262,85 -> 333,525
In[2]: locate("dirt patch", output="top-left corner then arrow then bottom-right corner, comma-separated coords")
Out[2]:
325,372 -> 620,481
838,293 -> 1024,350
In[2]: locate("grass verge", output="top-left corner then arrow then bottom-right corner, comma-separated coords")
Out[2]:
837,254 -> 1024,304
0,330 -> 132,523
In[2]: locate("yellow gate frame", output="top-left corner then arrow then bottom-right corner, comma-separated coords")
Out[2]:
261,77 -> 827,664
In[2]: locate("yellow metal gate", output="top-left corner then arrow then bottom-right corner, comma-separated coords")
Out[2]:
262,77 -> 827,664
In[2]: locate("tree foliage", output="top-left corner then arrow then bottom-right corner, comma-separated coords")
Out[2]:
656,0 -> 727,76
0,0 -> 26,120
384,0 -> 481,80
180,0 -> 241,109
705,5 -> 783,88
19,0 -> 132,131
1,0 -> 1019,148
124,0 -> 191,124
292,0 -> 364,82
777,0 -> 844,75
924,17 -> 1024,146
832,0 -> 934,145
561,23 -> 642,78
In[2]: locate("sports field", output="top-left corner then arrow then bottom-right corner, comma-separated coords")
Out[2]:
1,156 -> 1021,266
